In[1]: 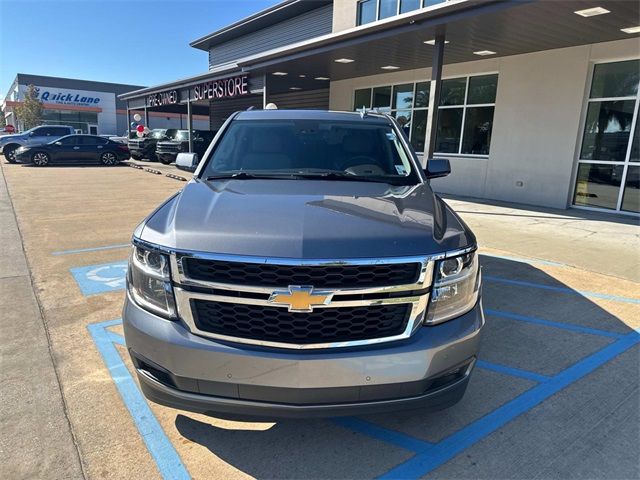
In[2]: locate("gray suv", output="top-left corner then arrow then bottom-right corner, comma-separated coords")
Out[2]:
123,109 -> 484,419
0,125 -> 75,162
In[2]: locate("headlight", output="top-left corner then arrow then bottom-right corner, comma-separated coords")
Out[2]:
127,244 -> 176,318
425,250 -> 480,325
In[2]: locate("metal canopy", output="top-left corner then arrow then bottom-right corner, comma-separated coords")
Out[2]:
246,0 -> 640,90
120,0 -> 639,101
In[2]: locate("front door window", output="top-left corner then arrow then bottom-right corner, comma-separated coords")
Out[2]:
573,59 -> 640,214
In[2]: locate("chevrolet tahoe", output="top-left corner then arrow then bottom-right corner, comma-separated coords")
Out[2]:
123,109 -> 484,419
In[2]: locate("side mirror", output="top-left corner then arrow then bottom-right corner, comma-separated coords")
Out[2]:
176,152 -> 199,172
424,158 -> 451,179
54,141 -> 62,146
28,132 -> 35,137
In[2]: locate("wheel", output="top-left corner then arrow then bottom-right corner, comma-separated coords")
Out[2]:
3,145 -> 19,163
32,151 -> 50,167
159,156 -> 173,165
100,151 -> 119,166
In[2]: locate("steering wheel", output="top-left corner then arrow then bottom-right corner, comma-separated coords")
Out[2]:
341,155 -> 386,176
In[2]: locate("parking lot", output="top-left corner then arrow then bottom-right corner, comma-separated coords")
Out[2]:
1,159 -> 639,479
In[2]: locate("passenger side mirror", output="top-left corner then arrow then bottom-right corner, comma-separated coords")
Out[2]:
176,152 -> 199,172
28,132 -> 35,137
54,141 -> 62,146
424,158 -> 451,179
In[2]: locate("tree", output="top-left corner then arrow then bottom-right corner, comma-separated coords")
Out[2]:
15,84 -> 43,130
0,109 -> 6,128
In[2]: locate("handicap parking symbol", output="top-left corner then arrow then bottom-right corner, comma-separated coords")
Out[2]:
71,261 -> 128,296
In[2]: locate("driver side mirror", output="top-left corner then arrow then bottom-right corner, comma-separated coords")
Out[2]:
176,152 -> 199,172
54,141 -> 62,146
28,132 -> 35,137
424,158 -> 451,179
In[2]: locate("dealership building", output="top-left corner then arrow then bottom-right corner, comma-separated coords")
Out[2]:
2,74 -> 209,135
120,0 -> 639,215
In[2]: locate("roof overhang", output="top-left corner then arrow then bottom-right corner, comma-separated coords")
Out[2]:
121,0 -> 640,101
238,0 -> 640,89
190,0 -> 332,51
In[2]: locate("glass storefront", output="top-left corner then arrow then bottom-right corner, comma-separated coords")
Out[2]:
40,109 -> 98,134
357,0 -> 446,25
354,73 -> 498,156
573,59 -> 640,214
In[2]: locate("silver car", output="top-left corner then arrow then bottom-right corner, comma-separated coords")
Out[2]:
123,109 -> 484,419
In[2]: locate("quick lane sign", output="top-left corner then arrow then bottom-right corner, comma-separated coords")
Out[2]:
193,74 -> 249,101
148,90 -> 179,107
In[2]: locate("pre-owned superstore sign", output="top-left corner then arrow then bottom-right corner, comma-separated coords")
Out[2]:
148,90 -> 178,107
193,74 -> 249,101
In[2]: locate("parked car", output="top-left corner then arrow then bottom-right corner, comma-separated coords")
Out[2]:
155,129 -> 216,164
13,134 -> 130,166
129,129 -> 178,161
123,109 -> 483,419
0,125 -> 75,162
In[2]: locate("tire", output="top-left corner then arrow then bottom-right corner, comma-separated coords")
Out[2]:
32,151 -> 50,167
3,145 -> 19,163
100,151 -> 119,166
159,156 -> 173,165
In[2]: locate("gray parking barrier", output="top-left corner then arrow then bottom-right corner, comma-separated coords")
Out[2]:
166,173 -> 187,182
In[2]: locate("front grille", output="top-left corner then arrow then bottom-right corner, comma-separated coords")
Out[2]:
182,258 -> 421,289
157,143 -> 181,152
191,300 -> 410,344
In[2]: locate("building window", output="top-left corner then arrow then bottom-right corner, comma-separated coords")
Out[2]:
357,0 -> 377,26
356,0 -> 445,26
353,75 -> 498,154
353,81 -> 430,152
574,59 -> 640,214
435,73 -> 498,156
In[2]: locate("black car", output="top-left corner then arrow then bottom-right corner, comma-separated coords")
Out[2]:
13,134 -> 130,166
128,129 -> 178,161
156,130 -> 216,164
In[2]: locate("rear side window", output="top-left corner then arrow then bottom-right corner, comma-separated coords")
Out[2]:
79,136 -> 108,145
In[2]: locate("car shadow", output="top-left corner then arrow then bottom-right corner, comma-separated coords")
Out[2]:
171,255 -> 639,479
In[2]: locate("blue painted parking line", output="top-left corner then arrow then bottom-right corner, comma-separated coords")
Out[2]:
88,320 -> 190,480
476,360 -> 550,383
485,308 -> 625,339
70,261 -> 127,296
89,302 -> 639,478
380,330 -> 640,479
484,275 -> 640,305
53,243 -> 130,256
332,417 -> 434,452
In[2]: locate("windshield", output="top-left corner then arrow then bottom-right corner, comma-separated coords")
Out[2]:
202,119 -> 419,185
150,130 -> 167,139
174,130 -> 189,141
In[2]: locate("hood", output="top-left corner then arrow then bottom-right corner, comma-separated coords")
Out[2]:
0,133 -> 25,144
140,179 -> 475,259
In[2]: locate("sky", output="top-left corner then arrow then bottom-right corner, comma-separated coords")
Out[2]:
0,0 -> 280,98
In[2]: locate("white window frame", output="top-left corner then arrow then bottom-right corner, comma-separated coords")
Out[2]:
356,0 -> 447,26
434,72 -> 498,158
353,81 -> 430,151
572,58 -> 640,216
352,71 -> 498,158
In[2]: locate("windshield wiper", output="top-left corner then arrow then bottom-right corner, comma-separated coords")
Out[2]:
293,172 -> 388,183
205,172 -> 297,181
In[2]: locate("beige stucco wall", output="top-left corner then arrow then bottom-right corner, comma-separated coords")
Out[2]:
329,38 -> 640,209
332,0 -> 358,33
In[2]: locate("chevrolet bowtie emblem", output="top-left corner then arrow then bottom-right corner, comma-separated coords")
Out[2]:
268,286 -> 334,312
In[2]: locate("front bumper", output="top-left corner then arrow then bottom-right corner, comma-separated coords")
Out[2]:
123,293 -> 484,419
14,150 -> 33,163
